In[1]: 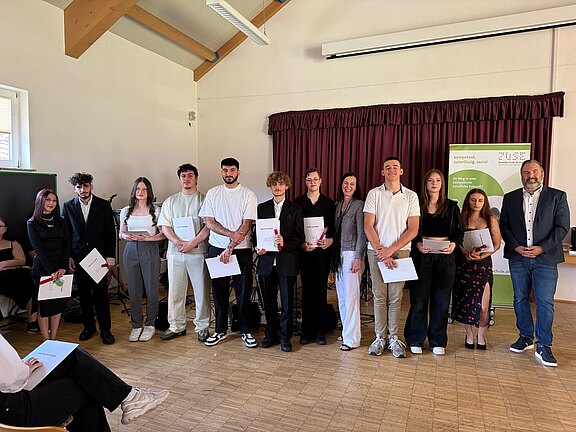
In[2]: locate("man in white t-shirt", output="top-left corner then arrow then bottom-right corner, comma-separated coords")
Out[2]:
363,157 -> 420,358
199,158 -> 258,348
157,164 -> 211,342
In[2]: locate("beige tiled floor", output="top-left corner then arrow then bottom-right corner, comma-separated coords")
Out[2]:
3,290 -> 576,431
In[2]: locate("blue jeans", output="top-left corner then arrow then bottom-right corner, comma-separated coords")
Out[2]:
508,257 -> 558,347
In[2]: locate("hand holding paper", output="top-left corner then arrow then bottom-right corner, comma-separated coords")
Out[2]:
377,258 -> 418,283
79,249 -> 109,284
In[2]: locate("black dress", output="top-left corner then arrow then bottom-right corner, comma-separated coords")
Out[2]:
452,229 -> 494,327
27,217 -> 70,317
0,242 -> 34,310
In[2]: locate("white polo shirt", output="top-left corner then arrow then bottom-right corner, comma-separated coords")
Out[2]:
199,183 -> 257,249
363,184 -> 420,250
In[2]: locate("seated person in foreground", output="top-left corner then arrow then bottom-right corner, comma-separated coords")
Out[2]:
0,333 -> 169,431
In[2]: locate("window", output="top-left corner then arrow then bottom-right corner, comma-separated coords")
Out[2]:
0,85 -> 30,169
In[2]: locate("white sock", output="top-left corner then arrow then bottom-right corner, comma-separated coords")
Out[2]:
123,388 -> 138,404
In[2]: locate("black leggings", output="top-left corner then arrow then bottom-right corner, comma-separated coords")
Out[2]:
0,348 -> 131,431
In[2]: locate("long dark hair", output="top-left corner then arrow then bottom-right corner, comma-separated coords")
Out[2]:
420,169 -> 449,217
461,188 -> 494,227
32,189 -> 61,223
336,172 -> 362,203
124,177 -> 157,226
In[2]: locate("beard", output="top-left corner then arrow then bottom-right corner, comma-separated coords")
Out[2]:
523,177 -> 542,192
223,175 -> 238,185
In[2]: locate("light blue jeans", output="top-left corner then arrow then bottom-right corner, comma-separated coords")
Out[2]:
508,257 -> 558,347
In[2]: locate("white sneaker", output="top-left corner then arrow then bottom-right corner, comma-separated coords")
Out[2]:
121,388 -> 169,425
242,332 -> 257,348
410,346 -> 422,354
368,336 -> 386,356
388,336 -> 407,358
139,326 -> 156,342
432,347 -> 445,356
128,328 -> 142,342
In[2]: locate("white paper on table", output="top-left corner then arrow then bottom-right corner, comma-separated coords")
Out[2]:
423,239 -> 451,253
256,218 -> 280,252
79,248 -> 109,284
205,255 -> 241,279
173,216 -> 196,241
462,228 -> 494,253
38,274 -> 74,301
378,257 -> 418,283
303,216 -> 324,245
23,340 -> 79,390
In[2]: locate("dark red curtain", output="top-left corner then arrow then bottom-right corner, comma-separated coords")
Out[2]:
268,92 -> 564,200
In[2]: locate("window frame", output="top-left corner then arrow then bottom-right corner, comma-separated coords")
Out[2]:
0,84 -> 30,169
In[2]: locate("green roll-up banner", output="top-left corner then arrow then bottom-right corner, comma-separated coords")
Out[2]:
448,143 -> 531,307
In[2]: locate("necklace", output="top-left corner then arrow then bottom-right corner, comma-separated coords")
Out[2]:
42,214 -> 54,227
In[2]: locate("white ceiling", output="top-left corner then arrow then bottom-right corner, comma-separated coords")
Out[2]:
44,0 -> 276,71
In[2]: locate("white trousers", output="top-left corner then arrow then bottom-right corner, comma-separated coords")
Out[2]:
335,251 -> 362,348
166,253 -> 211,333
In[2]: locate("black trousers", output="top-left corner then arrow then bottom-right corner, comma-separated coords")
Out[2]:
404,253 -> 456,348
299,249 -> 331,339
0,348 -> 131,431
75,265 -> 112,332
209,247 -> 253,334
259,268 -> 295,342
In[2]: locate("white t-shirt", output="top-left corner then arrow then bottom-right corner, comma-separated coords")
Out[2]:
199,183 -> 257,249
0,334 -> 29,393
363,184 -> 420,250
119,206 -> 160,236
158,191 -> 208,255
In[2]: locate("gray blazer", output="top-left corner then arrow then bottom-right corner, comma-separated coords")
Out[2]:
500,186 -> 570,265
335,199 -> 366,260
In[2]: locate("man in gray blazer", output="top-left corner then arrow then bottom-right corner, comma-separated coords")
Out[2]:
500,159 -> 570,367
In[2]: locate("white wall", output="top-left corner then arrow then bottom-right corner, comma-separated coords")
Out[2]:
0,0 -> 198,205
197,0 -> 576,300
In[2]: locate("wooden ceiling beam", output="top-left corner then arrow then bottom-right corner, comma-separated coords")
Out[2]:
64,0 -> 139,58
125,5 -> 218,62
194,0 -> 291,81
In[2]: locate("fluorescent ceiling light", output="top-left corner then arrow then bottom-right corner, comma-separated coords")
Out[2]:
207,0 -> 270,46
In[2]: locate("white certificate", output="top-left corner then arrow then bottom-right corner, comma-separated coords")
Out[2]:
256,218 -> 280,252
173,216 -> 196,241
463,228 -> 494,253
79,248 -> 109,283
38,274 -> 74,301
304,216 -> 325,244
205,255 -> 241,279
23,340 -> 79,390
378,257 -> 418,283
423,239 -> 451,253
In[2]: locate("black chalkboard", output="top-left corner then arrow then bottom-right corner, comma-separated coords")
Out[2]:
0,171 -> 57,254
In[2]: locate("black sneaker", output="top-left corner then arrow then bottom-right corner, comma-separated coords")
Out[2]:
535,345 -> 557,367
26,321 -> 40,334
509,336 -> 534,353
